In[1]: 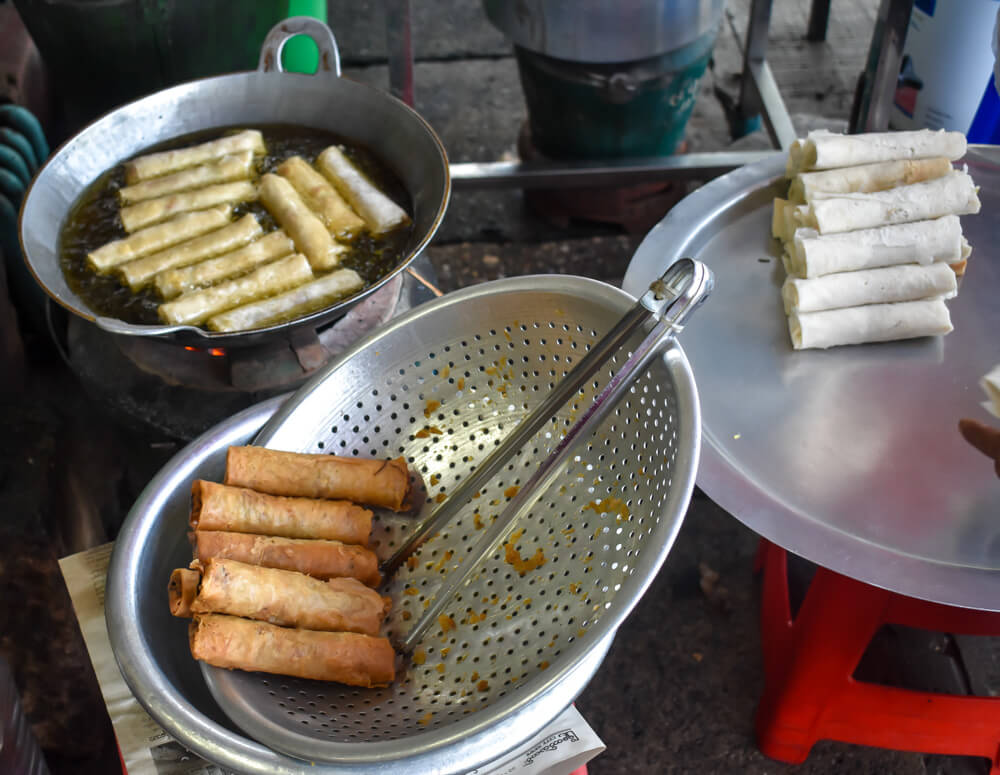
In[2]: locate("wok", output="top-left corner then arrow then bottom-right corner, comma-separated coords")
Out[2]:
18,17 -> 450,348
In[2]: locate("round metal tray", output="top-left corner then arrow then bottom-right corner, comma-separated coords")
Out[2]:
623,147 -> 1000,611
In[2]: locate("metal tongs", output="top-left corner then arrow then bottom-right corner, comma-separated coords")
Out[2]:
384,258 -> 714,652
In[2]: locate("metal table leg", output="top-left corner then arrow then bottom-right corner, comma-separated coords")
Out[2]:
849,0 -> 913,132
384,0 -> 415,106
737,0 -> 797,150
807,0 -> 832,42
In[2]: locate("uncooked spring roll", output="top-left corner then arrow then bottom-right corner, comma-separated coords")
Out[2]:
118,152 -> 254,205
125,129 -> 265,184
192,530 -> 381,587
206,267 -> 364,332
189,614 -> 395,687
786,129 -> 967,176
225,446 -> 412,512
120,180 -> 257,232
86,206 -> 232,273
277,156 -> 366,238
788,298 -> 953,350
186,559 -> 389,635
781,263 -> 957,314
795,170 -> 980,235
259,173 -> 346,271
786,216 -> 971,278
788,157 -> 953,203
154,229 -> 296,299
316,146 -> 411,234
190,479 -> 373,545
157,253 -> 313,326
118,213 -> 263,291
168,568 -> 200,617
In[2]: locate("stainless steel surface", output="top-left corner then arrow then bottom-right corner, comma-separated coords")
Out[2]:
19,17 -> 449,348
203,274 -> 701,765
482,0 -> 725,63
399,260 -> 713,652
106,394 -> 614,774
623,148 -> 1000,611
850,0 -> 914,132
449,150 -> 782,190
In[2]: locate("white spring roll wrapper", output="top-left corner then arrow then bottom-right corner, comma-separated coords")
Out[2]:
796,170 -> 980,235
981,365 -> 1000,418
207,268 -> 364,332
786,216 -> 971,278
157,253 -> 314,326
316,146 -> 411,235
788,157 -> 953,203
118,152 -> 254,205
788,299 -> 953,350
124,129 -> 265,183
119,180 -> 257,232
781,263 -> 957,315
786,129 -> 967,176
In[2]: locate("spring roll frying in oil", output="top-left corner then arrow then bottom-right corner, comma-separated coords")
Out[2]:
189,613 -> 395,687
118,152 -> 254,205
124,129 -> 265,183
190,479 -> 373,545
119,180 -> 257,233
277,156 -> 366,238
258,172 -> 346,271
316,145 -> 411,235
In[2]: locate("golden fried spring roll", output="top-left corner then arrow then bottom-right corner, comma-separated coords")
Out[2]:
157,253 -> 313,325
787,157 -> 953,204
206,268 -> 363,332
86,206 -> 232,273
224,446 -> 412,512
189,613 -> 396,687
258,173 -> 346,270
277,156 -> 365,238
189,559 -> 389,635
118,214 -> 263,291
120,180 -> 257,232
125,129 -> 265,184
190,479 -> 373,545
168,568 -> 201,617
192,530 -> 381,587
316,145 -> 411,235
119,152 -> 254,205
154,230 -> 295,299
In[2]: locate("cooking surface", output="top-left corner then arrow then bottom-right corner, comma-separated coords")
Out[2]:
623,148 -> 1000,610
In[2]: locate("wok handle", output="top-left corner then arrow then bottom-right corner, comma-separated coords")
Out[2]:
257,16 -> 342,78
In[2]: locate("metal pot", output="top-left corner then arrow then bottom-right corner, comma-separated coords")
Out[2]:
18,17 -> 450,348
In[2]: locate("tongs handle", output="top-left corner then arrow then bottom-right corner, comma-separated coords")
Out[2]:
396,259 -> 713,652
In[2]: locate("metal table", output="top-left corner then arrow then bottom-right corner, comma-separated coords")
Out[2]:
621,146 -> 1000,612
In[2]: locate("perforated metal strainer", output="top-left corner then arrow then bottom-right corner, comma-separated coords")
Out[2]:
200,271 -> 705,771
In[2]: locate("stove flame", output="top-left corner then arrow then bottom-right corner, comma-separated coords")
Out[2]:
182,345 -> 227,358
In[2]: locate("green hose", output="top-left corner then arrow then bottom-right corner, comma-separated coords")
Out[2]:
283,1 -> 328,74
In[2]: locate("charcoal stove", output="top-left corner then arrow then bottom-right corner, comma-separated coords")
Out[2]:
50,257 -> 441,441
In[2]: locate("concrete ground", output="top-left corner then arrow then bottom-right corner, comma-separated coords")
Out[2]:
1,1 -> 996,773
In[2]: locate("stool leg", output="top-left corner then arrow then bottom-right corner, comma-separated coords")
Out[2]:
755,563 -> 890,763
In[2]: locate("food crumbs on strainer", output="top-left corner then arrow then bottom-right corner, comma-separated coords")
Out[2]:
404,586 -> 420,596
402,610 -> 412,620
693,652 -> 704,662
415,426 -> 443,438
441,366 -> 450,378
569,583 -> 580,594
441,647 -> 450,657
436,664 -> 446,674
470,671 -> 479,681
477,680 -> 490,692
465,610 -> 487,625
583,496 -> 630,520
503,529 -> 547,576
438,614 -> 456,633
474,512 -> 484,530
406,555 -> 419,570
413,649 -> 426,665
504,485 -> 520,499
434,493 -> 447,504
457,377 -> 465,390
577,628 -> 587,638
418,712 -> 433,725
434,550 -> 454,571
429,473 -> 440,486
562,527 -> 574,536
424,399 -> 441,418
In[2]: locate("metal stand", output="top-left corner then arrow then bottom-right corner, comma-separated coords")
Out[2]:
849,0 -> 914,132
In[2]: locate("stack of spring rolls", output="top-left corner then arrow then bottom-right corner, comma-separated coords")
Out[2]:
169,446 -> 414,688
86,129 -> 412,333
773,129 -> 980,350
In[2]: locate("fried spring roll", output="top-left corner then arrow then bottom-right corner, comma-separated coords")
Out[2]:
157,253 -> 313,325
189,613 -> 396,687
225,446 -> 412,512
190,479 -> 373,545
259,173 -> 346,270
192,530 -> 381,587
154,230 -> 295,299
120,180 -> 257,233
277,156 -> 365,238
206,268 -> 364,332
316,145 -> 411,235
168,568 -> 200,617
118,214 -> 263,291
119,152 -> 254,205
86,206 -> 232,273
188,559 -> 389,635
787,157 -> 953,204
125,129 -> 265,184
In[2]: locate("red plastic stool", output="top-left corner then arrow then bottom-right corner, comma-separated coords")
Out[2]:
754,539 -> 1000,772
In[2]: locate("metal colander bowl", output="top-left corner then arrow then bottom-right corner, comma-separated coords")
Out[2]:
108,274 -> 701,774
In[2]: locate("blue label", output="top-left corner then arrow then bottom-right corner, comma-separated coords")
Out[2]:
914,0 -> 936,15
